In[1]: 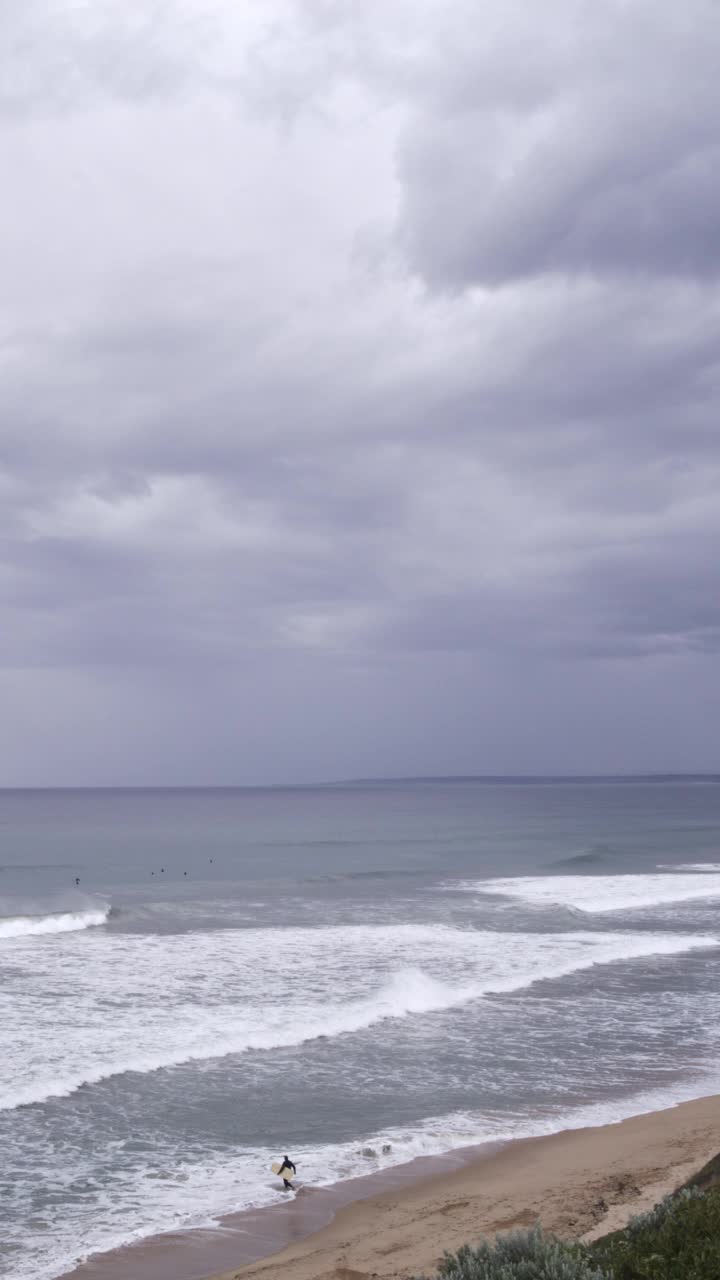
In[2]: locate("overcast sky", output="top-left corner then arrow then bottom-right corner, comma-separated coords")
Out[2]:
1,0 -> 719,784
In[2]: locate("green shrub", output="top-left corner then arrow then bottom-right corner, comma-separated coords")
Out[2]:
592,1183 -> 720,1280
682,1151 -> 720,1193
620,1186 -> 704,1239
416,1225 -> 609,1279
415,1179 -> 720,1280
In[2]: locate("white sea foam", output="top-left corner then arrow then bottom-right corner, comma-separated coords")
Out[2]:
0,906 -> 110,939
13,1067 -> 720,1280
659,862 -> 720,872
469,871 -> 720,913
1,923 -> 716,1111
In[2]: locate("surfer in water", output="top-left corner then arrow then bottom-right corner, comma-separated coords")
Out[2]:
278,1155 -> 296,1190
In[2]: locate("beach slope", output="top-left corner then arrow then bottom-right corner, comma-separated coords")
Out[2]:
219,1094 -> 720,1280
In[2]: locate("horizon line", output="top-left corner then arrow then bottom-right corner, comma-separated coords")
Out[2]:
1,771 -> 719,792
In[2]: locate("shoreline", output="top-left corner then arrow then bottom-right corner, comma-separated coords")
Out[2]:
63,1092 -> 720,1280
62,1142 -> 503,1280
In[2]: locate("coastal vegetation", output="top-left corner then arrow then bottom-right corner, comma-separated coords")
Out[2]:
427,1225 -> 605,1278
418,1180 -> 720,1279
592,1184 -> 720,1279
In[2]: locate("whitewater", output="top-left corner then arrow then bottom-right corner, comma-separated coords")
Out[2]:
0,906 -> 110,939
3,922 -> 716,1113
2,780 -> 720,1280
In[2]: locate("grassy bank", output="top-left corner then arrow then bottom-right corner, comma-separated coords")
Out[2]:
416,1154 -> 720,1279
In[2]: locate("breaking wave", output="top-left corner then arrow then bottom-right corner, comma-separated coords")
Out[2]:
467,872 -> 720,914
0,907 -> 110,940
659,862 -> 720,872
3,926 -> 716,1111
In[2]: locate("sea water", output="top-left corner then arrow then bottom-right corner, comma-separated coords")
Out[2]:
1,779 -> 720,1280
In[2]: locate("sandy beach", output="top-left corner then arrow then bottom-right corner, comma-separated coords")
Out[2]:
66,1093 -> 720,1280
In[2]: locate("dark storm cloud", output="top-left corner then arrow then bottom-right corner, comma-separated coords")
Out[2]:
392,1 -> 720,287
384,540 -> 720,661
1,0 -> 719,779
2,270 -> 718,668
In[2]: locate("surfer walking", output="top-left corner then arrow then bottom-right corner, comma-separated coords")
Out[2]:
278,1155 -> 296,1190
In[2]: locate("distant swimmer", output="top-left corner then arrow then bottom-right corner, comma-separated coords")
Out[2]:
274,1155 -> 297,1190
75,877 -> 80,886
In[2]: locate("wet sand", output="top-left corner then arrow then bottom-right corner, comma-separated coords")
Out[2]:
64,1093 -> 720,1280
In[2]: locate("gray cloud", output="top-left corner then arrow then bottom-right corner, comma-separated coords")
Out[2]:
393,1 -> 720,286
0,0 -> 213,117
0,0 -> 719,780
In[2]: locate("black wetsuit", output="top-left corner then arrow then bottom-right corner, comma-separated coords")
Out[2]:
278,1157 -> 296,1189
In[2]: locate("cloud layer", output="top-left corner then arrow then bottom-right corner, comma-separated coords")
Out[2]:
1,0 -> 719,780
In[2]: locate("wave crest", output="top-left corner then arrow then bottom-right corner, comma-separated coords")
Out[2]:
3,928 -> 717,1112
469,872 -> 720,913
0,907 -> 110,940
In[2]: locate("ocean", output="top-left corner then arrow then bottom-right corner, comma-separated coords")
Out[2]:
2,779 -> 720,1280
